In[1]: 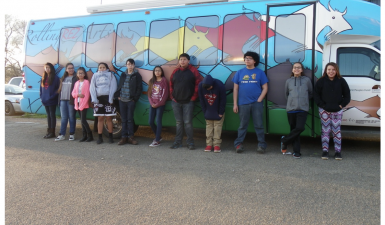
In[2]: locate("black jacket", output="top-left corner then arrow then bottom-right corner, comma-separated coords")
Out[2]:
314,77 -> 351,112
114,70 -> 143,102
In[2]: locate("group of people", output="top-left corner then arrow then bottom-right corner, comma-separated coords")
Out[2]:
39,51 -> 350,160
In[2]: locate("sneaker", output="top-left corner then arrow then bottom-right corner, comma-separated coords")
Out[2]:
204,146 -> 213,152
69,135 -> 75,141
334,152 -> 342,160
153,137 -> 163,143
170,142 -> 182,149
149,141 -> 161,147
293,153 -> 301,159
235,143 -> 244,153
188,144 -> 195,150
256,146 -> 265,154
55,135 -> 65,142
281,136 -> 287,154
214,146 -> 221,153
321,151 -> 329,160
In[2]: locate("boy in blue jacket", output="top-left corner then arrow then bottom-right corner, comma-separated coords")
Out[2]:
198,75 -> 226,153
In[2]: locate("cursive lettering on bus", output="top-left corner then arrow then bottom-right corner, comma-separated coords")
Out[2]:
87,23 -> 114,41
27,22 -> 59,46
61,27 -> 82,40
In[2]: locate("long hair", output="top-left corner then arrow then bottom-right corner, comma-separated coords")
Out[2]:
148,66 -> 165,97
41,62 -> 56,87
58,63 -> 75,92
322,62 -> 342,79
97,62 -> 109,72
77,67 -> 88,80
290,62 -> 305,77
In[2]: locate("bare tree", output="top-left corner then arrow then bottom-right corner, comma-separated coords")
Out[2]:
5,14 -> 26,82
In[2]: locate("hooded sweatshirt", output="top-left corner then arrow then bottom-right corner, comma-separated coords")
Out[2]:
40,75 -> 60,106
314,76 -> 351,112
89,69 -> 117,104
284,75 -> 313,112
198,75 -> 226,120
148,77 -> 169,107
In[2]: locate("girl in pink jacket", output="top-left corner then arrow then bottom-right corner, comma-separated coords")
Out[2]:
72,67 -> 93,142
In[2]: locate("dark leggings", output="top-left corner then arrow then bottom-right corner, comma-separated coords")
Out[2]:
77,109 -> 92,134
45,105 -> 57,129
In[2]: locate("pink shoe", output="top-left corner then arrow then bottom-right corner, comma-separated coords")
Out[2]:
204,146 -> 212,152
214,146 -> 221,153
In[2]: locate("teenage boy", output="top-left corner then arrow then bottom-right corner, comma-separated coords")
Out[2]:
232,51 -> 268,153
169,53 -> 202,150
114,59 -> 143,145
198,75 -> 226,153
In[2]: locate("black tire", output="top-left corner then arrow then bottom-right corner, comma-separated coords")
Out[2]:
102,111 -> 122,139
5,101 -> 15,116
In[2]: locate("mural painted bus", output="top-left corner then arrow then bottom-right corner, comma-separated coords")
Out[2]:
20,0 -> 381,138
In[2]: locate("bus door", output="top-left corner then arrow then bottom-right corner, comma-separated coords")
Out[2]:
265,2 -> 316,136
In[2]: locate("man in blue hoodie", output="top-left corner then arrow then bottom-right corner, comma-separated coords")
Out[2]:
198,75 -> 226,153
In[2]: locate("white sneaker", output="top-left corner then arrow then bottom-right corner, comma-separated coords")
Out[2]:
69,135 -> 75,141
149,141 -> 161,147
55,135 -> 65,141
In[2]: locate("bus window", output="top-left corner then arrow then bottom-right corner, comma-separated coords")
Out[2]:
184,16 -> 219,66
223,13 -> 261,65
337,47 -> 381,80
149,20 -> 180,65
116,21 -> 146,67
274,14 -> 306,63
85,23 -> 115,68
59,27 -> 84,67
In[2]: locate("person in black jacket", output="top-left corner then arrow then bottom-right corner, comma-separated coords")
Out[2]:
198,75 -> 226,153
55,63 -> 78,141
114,59 -> 142,145
314,62 -> 350,160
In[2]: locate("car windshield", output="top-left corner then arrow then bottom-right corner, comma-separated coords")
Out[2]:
5,85 -> 24,95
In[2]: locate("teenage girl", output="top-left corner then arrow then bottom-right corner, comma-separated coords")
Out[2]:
89,63 -> 117,144
280,62 -> 313,159
55,63 -> 78,141
147,66 -> 169,147
72,67 -> 93,142
314,62 -> 351,160
40,62 -> 60,139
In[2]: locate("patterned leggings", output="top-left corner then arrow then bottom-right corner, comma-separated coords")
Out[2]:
319,108 -> 343,152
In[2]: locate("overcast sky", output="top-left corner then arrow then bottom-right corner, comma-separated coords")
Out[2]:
4,0 -> 139,21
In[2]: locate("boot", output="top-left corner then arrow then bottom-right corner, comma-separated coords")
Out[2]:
46,128 -> 56,139
118,137 -> 128,145
43,128 -> 50,138
79,131 -> 87,142
86,132 -> 94,142
97,134 -> 103,144
109,133 -> 114,144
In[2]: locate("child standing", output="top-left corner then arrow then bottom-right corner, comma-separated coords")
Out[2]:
198,75 -> 226,153
72,67 -> 93,142
40,62 -> 60,139
90,63 -> 117,144
147,66 -> 169,147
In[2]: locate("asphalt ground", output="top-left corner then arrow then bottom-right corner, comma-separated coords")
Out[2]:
5,116 -> 380,224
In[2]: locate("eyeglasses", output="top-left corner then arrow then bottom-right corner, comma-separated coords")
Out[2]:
244,58 -> 254,61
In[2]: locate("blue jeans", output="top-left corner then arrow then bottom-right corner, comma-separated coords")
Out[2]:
234,101 -> 266,148
45,105 -> 57,129
59,100 -> 76,135
171,101 -> 194,145
120,100 -> 136,138
149,105 -> 165,142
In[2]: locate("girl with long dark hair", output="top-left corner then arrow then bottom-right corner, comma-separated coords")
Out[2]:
55,63 -> 78,141
147,66 -> 169,147
40,62 -> 60,138
72,67 -> 93,142
314,62 -> 351,160
90,62 -> 117,144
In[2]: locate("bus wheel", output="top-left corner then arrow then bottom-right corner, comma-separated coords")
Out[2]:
102,111 -> 122,139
